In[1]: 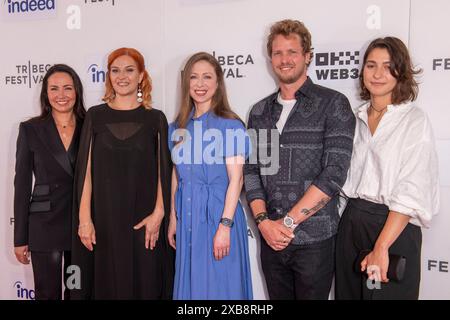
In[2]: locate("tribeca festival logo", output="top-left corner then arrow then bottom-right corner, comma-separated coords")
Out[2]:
212,51 -> 255,79
428,259 -> 449,273
84,0 -> 116,6
13,281 -> 35,300
312,49 -> 360,82
4,62 -> 51,88
432,58 -> 450,71
179,0 -> 235,4
1,0 -> 56,20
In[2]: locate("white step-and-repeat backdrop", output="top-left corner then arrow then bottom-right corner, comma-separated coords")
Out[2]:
1,0 -> 448,299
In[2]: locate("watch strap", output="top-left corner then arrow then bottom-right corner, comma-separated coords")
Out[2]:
220,217 -> 234,228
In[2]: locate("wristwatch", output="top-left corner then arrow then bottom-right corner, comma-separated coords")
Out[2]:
220,217 -> 234,228
283,213 -> 298,230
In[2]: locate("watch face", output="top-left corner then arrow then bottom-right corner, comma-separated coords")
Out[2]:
220,218 -> 233,227
284,216 -> 294,227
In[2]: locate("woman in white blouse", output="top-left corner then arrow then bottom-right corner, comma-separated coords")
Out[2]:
335,37 -> 439,300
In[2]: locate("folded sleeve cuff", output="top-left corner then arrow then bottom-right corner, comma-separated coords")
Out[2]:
312,179 -> 340,198
388,200 -> 432,228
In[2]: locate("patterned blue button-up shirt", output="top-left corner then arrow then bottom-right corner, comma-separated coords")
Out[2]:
244,77 -> 356,245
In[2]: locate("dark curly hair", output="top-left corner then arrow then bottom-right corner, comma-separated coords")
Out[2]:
360,37 -> 421,104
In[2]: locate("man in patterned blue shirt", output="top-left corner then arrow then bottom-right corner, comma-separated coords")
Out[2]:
244,19 -> 355,300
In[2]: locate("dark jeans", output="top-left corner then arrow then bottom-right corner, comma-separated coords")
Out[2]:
260,235 -> 335,300
335,198 -> 422,300
31,250 -> 71,300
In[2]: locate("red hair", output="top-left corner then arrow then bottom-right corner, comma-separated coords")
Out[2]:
102,47 -> 152,108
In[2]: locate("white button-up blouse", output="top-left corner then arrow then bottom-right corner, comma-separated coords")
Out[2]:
342,101 -> 440,228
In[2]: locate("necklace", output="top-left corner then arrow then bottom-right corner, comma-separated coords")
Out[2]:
369,104 -> 388,113
54,118 -> 75,143
55,119 -> 75,129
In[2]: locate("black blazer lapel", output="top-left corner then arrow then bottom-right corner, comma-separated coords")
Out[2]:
34,115 -> 74,177
67,120 -> 82,170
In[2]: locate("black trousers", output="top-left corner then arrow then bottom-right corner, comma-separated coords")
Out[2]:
335,198 -> 422,300
31,250 -> 71,300
260,235 -> 335,300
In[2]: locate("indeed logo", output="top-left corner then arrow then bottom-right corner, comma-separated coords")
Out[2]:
13,281 -> 35,300
6,0 -> 55,14
87,63 -> 106,83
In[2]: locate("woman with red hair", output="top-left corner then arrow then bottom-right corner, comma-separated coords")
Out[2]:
71,48 -> 174,299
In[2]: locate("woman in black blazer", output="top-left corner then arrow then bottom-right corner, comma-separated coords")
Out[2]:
13,64 -> 86,300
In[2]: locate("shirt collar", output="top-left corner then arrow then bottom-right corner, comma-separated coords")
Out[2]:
270,76 -> 315,104
189,107 -> 214,121
296,76 -> 314,99
357,101 -> 412,121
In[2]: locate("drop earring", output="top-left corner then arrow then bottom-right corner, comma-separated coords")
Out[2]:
137,84 -> 143,103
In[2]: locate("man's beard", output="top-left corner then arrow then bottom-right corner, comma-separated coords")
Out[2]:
275,65 -> 305,84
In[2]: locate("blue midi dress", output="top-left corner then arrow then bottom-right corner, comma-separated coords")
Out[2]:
169,111 -> 253,300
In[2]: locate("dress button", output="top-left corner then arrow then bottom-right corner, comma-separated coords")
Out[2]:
188,228 -> 192,232
188,212 -> 191,216
187,198 -> 191,201
280,144 -> 284,148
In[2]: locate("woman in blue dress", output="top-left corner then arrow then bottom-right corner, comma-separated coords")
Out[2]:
168,52 -> 253,300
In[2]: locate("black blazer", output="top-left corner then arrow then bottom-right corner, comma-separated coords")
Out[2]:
14,114 -> 82,251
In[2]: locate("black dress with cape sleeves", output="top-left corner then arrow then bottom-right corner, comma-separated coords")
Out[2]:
70,104 -> 174,299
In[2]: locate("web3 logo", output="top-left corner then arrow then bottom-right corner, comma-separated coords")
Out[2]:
314,50 -> 360,80
310,45 -> 361,88
13,281 -> 35,300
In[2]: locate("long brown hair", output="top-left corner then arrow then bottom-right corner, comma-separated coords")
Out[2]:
360,37 -> 421,104
175,52 -> 241,130
102,47 -> 152,108
35,64 -> 86,121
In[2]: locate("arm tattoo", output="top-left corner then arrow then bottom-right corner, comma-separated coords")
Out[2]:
300,198 -> 330,216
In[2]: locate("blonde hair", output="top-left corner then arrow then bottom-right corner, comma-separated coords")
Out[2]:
267,19 -> 313,64
175,52 -> 241,131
